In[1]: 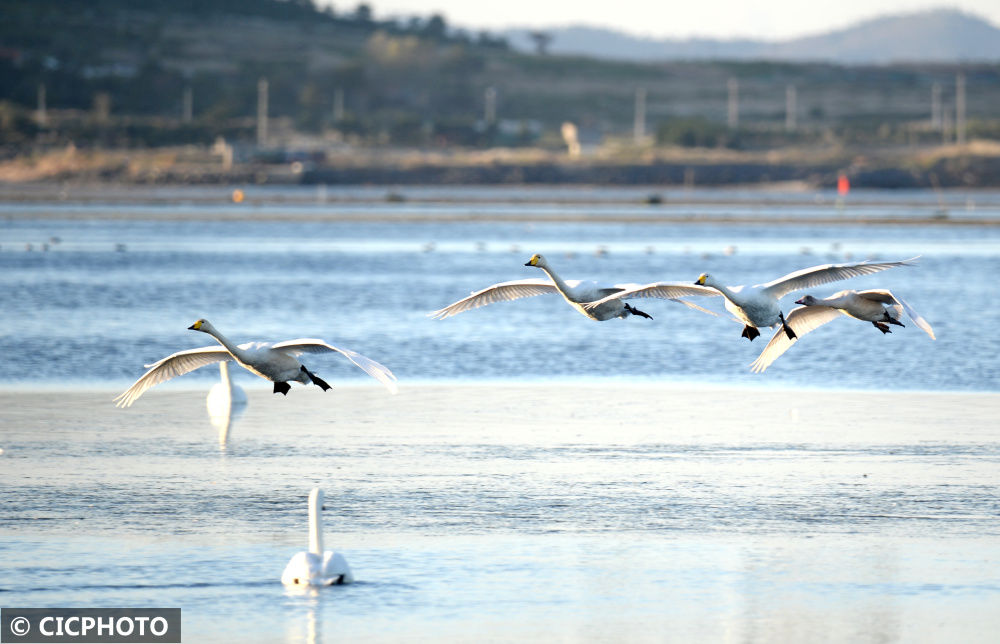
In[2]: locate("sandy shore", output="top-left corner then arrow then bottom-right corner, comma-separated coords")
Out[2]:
2,384 -> 997,446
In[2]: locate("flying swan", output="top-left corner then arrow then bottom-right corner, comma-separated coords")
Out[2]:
281,488 -> 354,586
584,257 -> 916,341
749,289 -> 936,373
114,319 -> 397,408
431,254 -> 711,321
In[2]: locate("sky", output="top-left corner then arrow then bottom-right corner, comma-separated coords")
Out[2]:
320,0 -> 1000,40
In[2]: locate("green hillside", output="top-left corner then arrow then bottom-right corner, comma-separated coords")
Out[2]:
1,0 -> 999,152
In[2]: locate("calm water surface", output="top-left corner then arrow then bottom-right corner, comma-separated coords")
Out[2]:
1,186 -> 998,390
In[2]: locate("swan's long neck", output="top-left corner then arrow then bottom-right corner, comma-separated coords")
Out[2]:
202,323 -> 246,361
537,264 -> 574,299
308,488 -> 324,555
706,279 -> 742,305
815,293 -> 853,308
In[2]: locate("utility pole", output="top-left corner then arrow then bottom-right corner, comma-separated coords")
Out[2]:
785,84 -> 797,132
36,83 -> 47,126
484,86 -> 497,125
182,86 -> 193,123
256,77 -> 269,147
633,87 -> 647,143
931,82 -> 942,130
727,78 -> 739,129
955,73 -> 966,145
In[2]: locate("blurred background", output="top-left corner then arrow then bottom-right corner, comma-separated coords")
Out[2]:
1,0 -> 1000,187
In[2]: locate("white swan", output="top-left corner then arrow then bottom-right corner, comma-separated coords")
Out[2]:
750,289 -> 936,373
432,253 -> 709,321
587,258 -> 916,341
114,319 -> 397,408
207,362 -> 247,445
281,488 -> 354,586
692,258 -> 917,340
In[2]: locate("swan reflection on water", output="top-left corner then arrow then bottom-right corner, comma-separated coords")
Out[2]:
207,362 -> 247,447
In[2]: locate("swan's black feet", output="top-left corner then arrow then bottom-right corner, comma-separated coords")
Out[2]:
301,366 -> 332,391
780,312 -> 797,340
883,312 -> 905,327
873,321 -> 893,334
273,381 -> 291,396
741,325 -> 760,341
624,303 -> 653,320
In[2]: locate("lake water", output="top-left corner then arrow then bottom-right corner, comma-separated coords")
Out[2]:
1,185 -> 999,391
1,185 -> 999,642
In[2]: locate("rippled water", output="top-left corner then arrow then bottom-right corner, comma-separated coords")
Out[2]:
2,387 -> 999,642
2,187 -> 999,642
1,188 -> 999,391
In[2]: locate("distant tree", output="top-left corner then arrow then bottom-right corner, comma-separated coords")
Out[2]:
422,14 -> 447,40
353,3 -> 373,23
529,31 -> 552,55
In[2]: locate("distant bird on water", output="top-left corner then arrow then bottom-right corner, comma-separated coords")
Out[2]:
114,319 -> 397,408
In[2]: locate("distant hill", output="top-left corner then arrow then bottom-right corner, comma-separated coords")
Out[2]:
504,9 -> 1000,63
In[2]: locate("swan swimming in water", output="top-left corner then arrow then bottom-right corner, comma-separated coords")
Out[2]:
114,319 -> 397,408
584,258 -> 916,341
282,488 -> 354,586
432,254 -> 710,321
749,288 -> 936,373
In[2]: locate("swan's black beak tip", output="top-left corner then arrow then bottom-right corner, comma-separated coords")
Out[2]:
524,261 -> 532,266
794,298 -> 804,305
187,324 -> 197,330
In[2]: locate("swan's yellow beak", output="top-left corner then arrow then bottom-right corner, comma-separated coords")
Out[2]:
695,274 -> 707,286
525,254 -> 540,267
189,320 -> 204,330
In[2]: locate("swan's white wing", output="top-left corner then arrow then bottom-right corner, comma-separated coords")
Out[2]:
430,278 -> 558,319
859,290 -> 936,340
271,339 -> 398,394
759,257 -> 918,300
584,282 -> 720,314
115,346 -> 232,408
750,305 -> 843,373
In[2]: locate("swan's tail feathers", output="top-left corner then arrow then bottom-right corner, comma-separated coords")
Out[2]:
274,381 -> 291,396
742,325 -> 761,341
302,366 -> 332,391
623,303 -> 653,320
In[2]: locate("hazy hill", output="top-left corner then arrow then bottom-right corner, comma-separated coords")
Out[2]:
1,0 -> 999,156
505,9 -> 1000,63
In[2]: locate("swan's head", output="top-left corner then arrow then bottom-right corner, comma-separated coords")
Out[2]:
525,254 -> 547,268
188,319 -> 211,333
695,273 -> 712,286
795,295 -> 820,306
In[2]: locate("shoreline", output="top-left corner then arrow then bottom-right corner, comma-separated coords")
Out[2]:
2,182 -> 997,226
